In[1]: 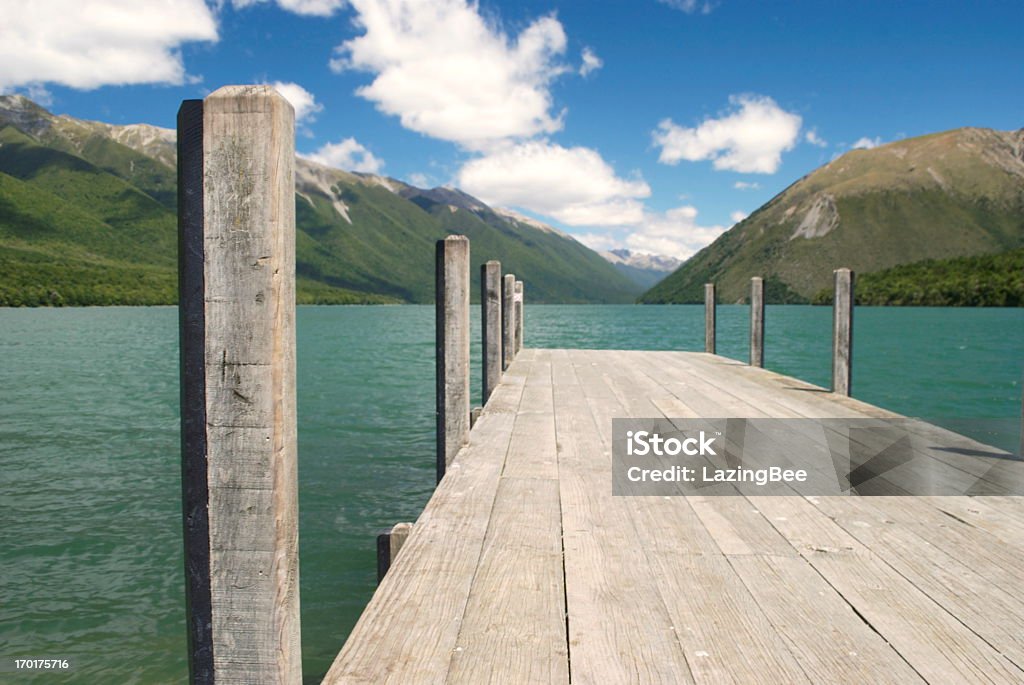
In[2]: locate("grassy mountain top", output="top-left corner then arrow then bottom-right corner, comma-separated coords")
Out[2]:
0,95 -> 640,306
641,127 -> 1024,304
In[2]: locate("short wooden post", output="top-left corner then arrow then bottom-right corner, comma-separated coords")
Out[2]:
376,522 -> 413,583
514,280 -> 524,353
502,274 -> 516,369
481,261 -> 502,402
750,277 -> 764,367
832,268 -> 854,396
704,283 -> 716,354
436,236 -> 470,482
178,86 -> 301,685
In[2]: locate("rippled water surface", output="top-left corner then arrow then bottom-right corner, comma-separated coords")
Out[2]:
1,304 -> 1021,683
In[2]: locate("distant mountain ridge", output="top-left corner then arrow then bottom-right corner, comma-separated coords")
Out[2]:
641,126 -> 1024,304
0,94 -> 641,305
600,248 -> 682,289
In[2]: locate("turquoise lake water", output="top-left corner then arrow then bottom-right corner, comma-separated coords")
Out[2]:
1,304 -> 1021,683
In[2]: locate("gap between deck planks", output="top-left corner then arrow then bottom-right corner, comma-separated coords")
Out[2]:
324,349 -> 1024,685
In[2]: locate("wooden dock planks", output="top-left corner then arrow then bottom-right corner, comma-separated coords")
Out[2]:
324,349 -> 1024,684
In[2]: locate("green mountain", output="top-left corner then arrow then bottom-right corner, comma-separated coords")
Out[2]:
811,248 -> 1024,306
0,95 -> 640,306
641,127 -> 1024,304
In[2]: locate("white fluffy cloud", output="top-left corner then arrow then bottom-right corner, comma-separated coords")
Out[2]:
457,141 -> 650,226
0,0 -> 218,91
331,0 -> 571,150
580,47 -> 603,77
852,136 -> 883,150
232,0 -> 347,16
625,206 -> 726,260
734,181 -> 760,190
653,95 -> 802,173
730,210 -> 748,224
303,137 -> 384,173
805,129 -> 828,147
269,81 -> 323,123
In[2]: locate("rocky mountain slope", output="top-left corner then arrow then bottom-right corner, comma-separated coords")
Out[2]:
641,127 -> 1024,303
600,248 -> 681,289
0,95 -> 641,305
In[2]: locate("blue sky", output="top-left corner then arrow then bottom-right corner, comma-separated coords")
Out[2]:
2,0 -> 1022,258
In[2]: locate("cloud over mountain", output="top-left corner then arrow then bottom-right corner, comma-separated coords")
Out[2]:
458,141 -> 650,226
653,94 -> 802,173
331,0 -> 571,151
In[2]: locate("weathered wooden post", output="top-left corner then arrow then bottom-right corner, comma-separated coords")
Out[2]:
376,522 -> 413,583
481,260 -> 502,401
178,86 -> 301,684
436,236 -> 470,482
704,283 -> 716,354
832,268 -> 854,396
514,280 -> 524,353
502,274 -> 516,368
750,277 -> 764,367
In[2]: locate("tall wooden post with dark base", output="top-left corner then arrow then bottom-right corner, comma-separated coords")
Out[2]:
436,236 -> 470,482
178,85 -> 301,684
832,268 -> 854,396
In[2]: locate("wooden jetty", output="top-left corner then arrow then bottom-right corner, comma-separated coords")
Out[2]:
176,86 -> 1024,684
327,346 -> 1024,684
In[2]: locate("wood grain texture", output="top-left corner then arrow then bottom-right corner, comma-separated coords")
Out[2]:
377,522 -> 414,583
185,85 -> 300,684
330,349 -> 1024,684
322,364 -> 529,685
832,268 -> 853,395
750,276 -> 764,367
436,236 -> 470,482
446,477 -> 568,684
481,261 -> 502,402
501,352 -> 556,480
502,274 -> 516,370
552,363 -> 696,685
